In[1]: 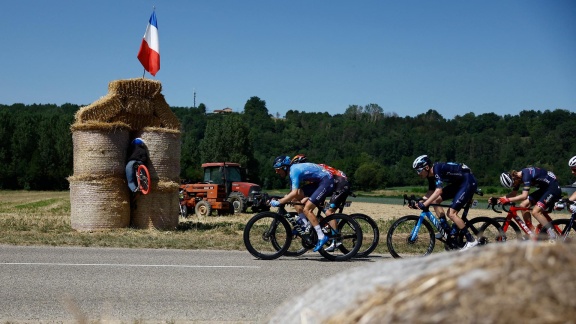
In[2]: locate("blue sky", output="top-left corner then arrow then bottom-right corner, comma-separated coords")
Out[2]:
2,0 -> 575,119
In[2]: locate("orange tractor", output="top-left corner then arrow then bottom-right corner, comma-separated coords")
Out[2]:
179,162 -> 269,217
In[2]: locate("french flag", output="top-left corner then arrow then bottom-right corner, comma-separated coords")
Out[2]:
137,10 -> 160,76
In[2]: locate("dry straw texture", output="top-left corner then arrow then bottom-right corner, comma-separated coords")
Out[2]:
130,180 -> 180,230
108,78 -> 162,98
69,176 -> 130,231
269,241 -> 576,324
137,127 -> 181,181
71,122 -> 130,177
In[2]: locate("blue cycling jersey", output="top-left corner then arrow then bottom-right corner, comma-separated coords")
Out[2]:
427,162 -> 472,190
515,167 -> 558,191
289,163 -> 332,190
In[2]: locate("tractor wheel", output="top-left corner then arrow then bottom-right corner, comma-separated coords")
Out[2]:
195,200 -> 212,217
228,192 -> 248,213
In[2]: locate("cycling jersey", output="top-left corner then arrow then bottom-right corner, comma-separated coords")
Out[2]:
318,164 -> 347,179
514,167 -> 558,191
290,163 -> 334,206
427,162 -> 476,211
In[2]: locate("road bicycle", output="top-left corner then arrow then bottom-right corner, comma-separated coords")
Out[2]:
386,192 -> 505,258
243,202 -> 363,261
278,195 -> 380,258
488,197 -> 562,241
134,162 -> 151,195
546,199 -> 576,242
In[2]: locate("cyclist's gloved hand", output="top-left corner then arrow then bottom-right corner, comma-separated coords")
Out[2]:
270,199 -> 280,207
570,203 -> 576,214
417,201 -> 428,211
499,197 -> 510,205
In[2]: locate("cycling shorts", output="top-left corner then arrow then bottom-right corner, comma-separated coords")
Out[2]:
440,173 -> 477,212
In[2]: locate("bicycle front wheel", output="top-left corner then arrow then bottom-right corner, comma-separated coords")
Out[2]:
243,212 -> 292,260
338,213 -> 379,258
386,215 -> 435,259
459,216 -> 506,247
551,218 -> 576,243
136,164 -> 150,195
494,217 -> 522,241
318,213 -> 362,261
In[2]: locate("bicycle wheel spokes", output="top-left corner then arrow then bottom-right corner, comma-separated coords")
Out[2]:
243,212 -> 291,260
339,213 -> 379,258
551,219 -> 576,243
467,217 -> 506,246
136,165 -> 150,195
386,215 -> 435,259
319,213 -> 362,261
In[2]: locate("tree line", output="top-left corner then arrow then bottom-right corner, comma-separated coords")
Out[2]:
1,100 -> 575,191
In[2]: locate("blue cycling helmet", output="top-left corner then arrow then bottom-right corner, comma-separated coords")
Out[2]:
273,155 -> 291,170
132,138 -> 144,145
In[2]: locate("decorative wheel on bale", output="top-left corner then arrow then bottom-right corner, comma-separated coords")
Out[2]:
195,200 -> 212,217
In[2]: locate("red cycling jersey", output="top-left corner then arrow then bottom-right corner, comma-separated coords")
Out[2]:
318,164 -> 347,179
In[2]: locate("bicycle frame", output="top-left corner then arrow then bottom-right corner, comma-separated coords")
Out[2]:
489,198 -> 560,240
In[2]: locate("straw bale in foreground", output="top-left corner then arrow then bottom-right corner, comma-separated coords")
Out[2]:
108,78 -> 162,98
69,176 -> 130,231
268,241 -> 576,324
130,180 -> 180,230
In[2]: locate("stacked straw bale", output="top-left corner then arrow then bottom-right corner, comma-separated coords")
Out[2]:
268,241 -> 576,324
69,78 -> 181,231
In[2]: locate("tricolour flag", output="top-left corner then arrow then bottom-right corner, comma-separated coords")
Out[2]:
137,10 -> 160,76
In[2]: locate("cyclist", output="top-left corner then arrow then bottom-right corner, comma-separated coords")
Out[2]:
270,155 -> 334,252
498,167 -> 561,239
291,154 -> 351,251
412,155 -> 479,251
125,138 -> 149,193
568,156 -> 576,214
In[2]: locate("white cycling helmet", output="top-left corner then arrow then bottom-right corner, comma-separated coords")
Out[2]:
412,155 -> 431,170
500,172 -> 514,188
569,156 -> 576,168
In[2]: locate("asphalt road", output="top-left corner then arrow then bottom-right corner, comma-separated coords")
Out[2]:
0,245 -> 389,322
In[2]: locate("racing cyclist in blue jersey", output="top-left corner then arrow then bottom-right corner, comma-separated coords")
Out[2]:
412,155 -> 479,251
270,155 -> 335,252
498,167 -> 561,239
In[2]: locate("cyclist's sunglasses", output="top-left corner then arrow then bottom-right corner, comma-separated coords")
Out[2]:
415,167 -> 426,174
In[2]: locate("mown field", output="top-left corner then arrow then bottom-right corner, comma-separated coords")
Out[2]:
2,189 -> 567,255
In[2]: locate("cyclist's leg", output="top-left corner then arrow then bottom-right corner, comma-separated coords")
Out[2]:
125,160 -> 138,192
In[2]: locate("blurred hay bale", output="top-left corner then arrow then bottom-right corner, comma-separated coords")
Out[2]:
136,127 -> 181,181
75,94 -> 123,123
131,180 -> 180,230
68,175 -> 130,231
269,241 -> 576,324
152,93 -> 181,130
70,122 -> 130,177
108,78 -> 162,98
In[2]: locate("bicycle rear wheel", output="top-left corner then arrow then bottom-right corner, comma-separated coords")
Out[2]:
494,217 -> 522,241
459,217 -> 506,247
243,212 -> 292,260
551,218 -> 576,243
318,213 -> 362,261
386,215 -> 435,259
338,213 -> 379,258
136,164 -> 150,195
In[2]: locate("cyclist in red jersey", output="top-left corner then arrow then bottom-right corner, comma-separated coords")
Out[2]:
498,167 -> 561,239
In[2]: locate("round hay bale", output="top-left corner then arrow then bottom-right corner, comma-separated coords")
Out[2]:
108,78 -> 162,98
69,176 -> 130,231
137,127 -> 181,181
71,123 -> 130,177
269,241 -> 576,324
130,180 -> 180,230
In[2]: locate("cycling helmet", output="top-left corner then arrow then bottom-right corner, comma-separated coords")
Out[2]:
500,172 -> 514,188
569,156 -> 576,168
273,155 -> 291,170
412,155 -> 431,170
132,138 -> 144,145
291,154 -> 308,165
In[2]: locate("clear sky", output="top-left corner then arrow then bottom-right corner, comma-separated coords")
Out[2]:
2,0 -> 575,119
